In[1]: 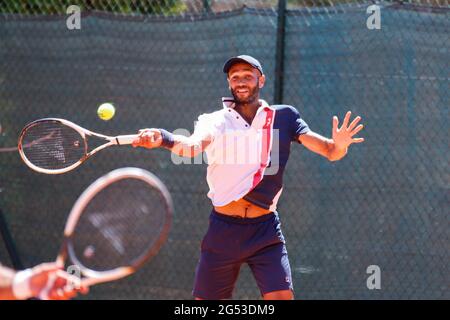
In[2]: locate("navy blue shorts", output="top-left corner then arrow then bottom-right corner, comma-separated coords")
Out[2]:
192,209 -> 293,300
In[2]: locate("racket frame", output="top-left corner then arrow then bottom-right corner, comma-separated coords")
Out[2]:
18,118 -> 138,174
57,167 -> 173,287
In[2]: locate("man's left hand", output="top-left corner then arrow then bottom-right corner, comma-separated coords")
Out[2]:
332,111 -> 365,151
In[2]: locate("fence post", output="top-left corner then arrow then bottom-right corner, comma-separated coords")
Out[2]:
0,209 -> 23,270
274,0 -> 287,104
203,0 -> 210,13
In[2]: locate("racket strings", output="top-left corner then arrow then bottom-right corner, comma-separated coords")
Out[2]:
21,121 -> 85,170
70,178 -> 168,272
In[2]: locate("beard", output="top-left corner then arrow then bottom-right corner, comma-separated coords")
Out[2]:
231,83 -> 259,104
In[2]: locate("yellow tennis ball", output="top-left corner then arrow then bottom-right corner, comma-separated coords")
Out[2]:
97,103 -> 115,121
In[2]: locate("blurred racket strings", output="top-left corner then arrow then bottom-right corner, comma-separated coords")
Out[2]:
70,177 -> 168,273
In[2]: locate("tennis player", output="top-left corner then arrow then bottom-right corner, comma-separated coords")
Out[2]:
0,262 -> 88,300
132,55 -> 364,300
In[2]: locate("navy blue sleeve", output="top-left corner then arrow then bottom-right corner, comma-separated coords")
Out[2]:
291,107 -> 310,143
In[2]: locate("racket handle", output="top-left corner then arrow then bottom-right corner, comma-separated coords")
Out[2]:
115,134 -> 139,145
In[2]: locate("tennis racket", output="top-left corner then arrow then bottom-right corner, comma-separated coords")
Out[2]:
18,118 -> 139,174
40,167 -> 173,299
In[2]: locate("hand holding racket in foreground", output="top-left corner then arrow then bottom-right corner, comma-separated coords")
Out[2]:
40,167 -> 173,299
0,262 -> 88,300
18,118 -> 139,174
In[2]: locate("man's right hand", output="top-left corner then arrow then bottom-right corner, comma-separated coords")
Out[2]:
132,128 -> 162,149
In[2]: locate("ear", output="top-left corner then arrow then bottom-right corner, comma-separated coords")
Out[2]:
258,74 -> 266,89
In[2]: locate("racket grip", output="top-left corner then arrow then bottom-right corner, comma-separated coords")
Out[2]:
115,134 -> 139,145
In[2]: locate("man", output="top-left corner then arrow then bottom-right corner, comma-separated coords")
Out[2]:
132,55 -> 364,300
0,262 -> 88,300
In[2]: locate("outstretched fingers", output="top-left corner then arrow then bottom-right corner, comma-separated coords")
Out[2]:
332,116 -> 339,133
340,111 -> 352,130
347,116 -> 361,131
350,124 -> 364,137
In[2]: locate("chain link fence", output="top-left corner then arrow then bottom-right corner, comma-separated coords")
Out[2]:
0,0 -> 448,299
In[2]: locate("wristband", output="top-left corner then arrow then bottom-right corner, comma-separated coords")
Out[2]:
159,129 -> 175,149
12,268 -> 33,300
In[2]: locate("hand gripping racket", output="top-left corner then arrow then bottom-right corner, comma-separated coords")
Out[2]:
18,118 -> 139,174
40,167 -> 173,298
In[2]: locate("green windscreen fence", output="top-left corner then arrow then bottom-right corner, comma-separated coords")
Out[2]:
0,1 -> 448,299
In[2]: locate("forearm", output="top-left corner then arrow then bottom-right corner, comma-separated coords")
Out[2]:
133,128 -> 209,157
299,131 -> 347,162
0,265 -> 17,300
167,134 -> 204,158
313,137 -> 348,162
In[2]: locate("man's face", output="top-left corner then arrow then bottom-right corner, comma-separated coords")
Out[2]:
227,62 -> 265,104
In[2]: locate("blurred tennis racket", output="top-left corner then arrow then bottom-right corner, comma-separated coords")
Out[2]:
40,167 -> 172,298
18,118 -> 139,174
